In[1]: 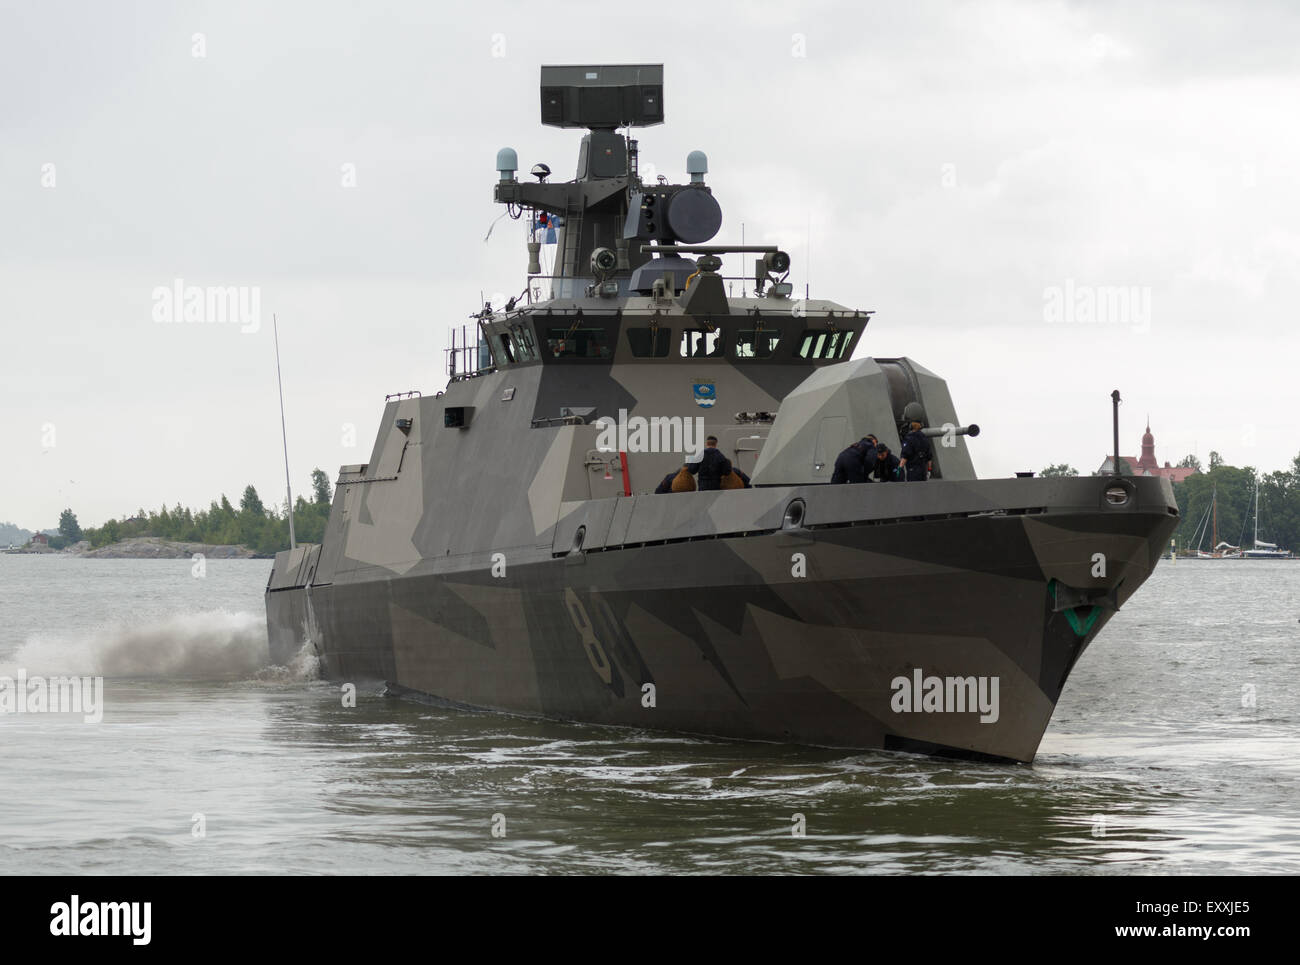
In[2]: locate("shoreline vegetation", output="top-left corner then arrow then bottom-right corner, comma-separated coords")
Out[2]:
5,536 -> 262,559
7,453 -> 1300,559
4,470 -> 333,560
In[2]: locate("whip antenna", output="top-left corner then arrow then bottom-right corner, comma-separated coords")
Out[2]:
274,314 -> 296,549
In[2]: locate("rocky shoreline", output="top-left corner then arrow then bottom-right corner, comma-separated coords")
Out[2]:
4,537 -> 264,559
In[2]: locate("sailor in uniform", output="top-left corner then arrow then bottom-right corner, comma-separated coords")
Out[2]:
687,436 -> 733,491
830,437 -> 877,484
898,421 -> 932,482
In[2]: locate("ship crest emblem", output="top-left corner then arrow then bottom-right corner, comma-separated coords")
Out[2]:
693,382 -> 716,408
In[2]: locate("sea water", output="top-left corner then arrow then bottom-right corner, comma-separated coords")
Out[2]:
1,555 -> 1296,874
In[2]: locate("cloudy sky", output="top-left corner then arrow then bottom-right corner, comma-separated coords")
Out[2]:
3,0 -> 1298,530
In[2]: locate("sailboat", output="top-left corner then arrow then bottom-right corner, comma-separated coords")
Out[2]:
1186,485 -> 1238,558
1242,485 -> 1293,559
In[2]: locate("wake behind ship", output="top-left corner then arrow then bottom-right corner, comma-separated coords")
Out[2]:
266,65 -> 1179,763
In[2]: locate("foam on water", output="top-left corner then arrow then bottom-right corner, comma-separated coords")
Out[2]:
254,639 -> 322,683
0,609 -> 313,681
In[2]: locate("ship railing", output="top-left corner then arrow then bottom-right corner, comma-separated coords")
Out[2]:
531,414 -> 588,428
447,320 -> 495,379
523,274 -> 767,301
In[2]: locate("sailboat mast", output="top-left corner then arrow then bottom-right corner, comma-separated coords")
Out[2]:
1254,485 -> 1259,549
1212,485 -> 1217,548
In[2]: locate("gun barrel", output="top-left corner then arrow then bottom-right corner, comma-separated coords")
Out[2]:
919,423 -> 980,439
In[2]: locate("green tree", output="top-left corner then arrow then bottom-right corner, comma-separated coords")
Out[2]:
215,517 -> 242,546
1170,461 -> 1262,551
93,518 -> 121,548
1257,465 -> 1299,551
1176,454 -> 1202,472
174,504 -> 198,541
58,509 -> 82,542
1039,464 -> 1079,477
311,468 -> 332,505
122,509 -> 149,538
251,511 -> 286,555
240,486 -> 265,517
1209,451 -> 1224,470
292,494 -> 329,545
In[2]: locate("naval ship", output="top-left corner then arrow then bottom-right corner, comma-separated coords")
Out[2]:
266,64 -> 1180,763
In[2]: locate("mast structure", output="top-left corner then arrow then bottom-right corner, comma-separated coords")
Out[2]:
274,314 -> 296,550
1253,485 -> 1259,549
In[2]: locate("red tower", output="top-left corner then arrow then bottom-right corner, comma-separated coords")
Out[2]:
1137,421 -> 1158,472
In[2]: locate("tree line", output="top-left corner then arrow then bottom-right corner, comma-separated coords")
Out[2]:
55,469 -> 335,557
1170,455 -> 1300,553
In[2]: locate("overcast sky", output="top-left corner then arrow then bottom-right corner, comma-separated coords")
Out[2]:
3,0 -> 1298,530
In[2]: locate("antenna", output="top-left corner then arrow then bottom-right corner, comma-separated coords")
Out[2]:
273,314 -> 296,550
1111,390 -> 1121,475
806,213 -> 812,298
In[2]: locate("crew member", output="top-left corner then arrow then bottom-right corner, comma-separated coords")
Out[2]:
654,470 -> 678,494
830,438 -> 874,484
687,436 -> 732,491
871,443 -> 900,482
898,420 -> 932,482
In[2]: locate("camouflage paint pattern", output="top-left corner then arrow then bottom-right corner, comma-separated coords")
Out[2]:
267,318 -> 1177,763
266,64 -> 1178,763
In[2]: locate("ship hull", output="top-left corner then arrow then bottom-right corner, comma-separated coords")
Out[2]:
267,481 -> 1177,763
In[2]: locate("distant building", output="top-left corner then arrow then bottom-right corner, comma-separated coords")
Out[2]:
1097,422 -> 1198,483
29,531 -> 49,546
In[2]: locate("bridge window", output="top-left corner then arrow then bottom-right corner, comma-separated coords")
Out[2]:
627,326 -> 673,358
518,326 -> 537,361
680,329 -> 723,358
735,329 -> 782,358
798,329 -> 855,359
545,327 -> 611,360
496,333 -> 516,364
509,325 -> 537,362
